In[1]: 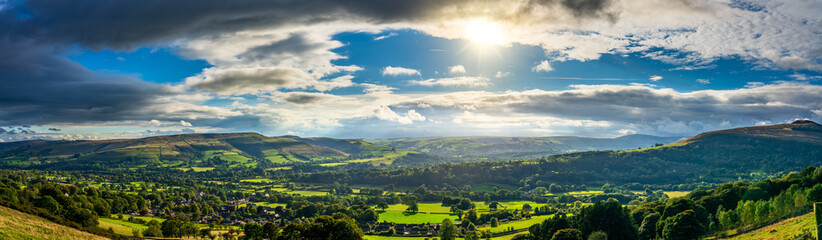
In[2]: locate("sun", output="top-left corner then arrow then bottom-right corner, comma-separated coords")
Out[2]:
464,19 -> 506,46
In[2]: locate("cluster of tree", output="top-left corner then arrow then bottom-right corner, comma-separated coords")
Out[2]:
510,199 -> 634,240
628,165 -> 822,239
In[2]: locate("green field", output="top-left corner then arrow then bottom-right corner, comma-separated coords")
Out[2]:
384,203 -> 451,213
99,217 -> 148,235
378,211 -> 457,224
480,214 -> 554,233
663,191 -> 690,198
287,190 -> 329,196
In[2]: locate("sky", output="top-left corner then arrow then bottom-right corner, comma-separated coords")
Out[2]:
1,0 -> 822,141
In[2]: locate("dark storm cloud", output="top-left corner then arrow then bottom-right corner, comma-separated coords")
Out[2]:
282,92 -> 331,104
47,128 -> 60,131
4,0 -> 619,50
185,67 -> 309,94
391,83 -> 822,130
242,33 -> 331,61
0,40 -> 176,125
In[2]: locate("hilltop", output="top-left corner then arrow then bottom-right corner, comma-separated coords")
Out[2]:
0,132 -> 417,170
368,134 -> 682,160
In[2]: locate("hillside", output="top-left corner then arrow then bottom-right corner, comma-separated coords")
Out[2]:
718,212 -> 816,240
368,134 -> 682,160
305,121 -> 822,187
0,205 -> 108,240
0,132 -> 418,170
541,120 -> 822,184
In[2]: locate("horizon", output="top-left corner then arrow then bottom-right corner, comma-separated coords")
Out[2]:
9,119 -> 821,143
2,0 -> 822,142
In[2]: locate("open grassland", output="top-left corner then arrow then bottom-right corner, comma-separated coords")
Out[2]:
480,214 -> 554,233
0,205 -> 108,240
383,201 -> 545,214
287,190 -> 329,196
98,218 -> 147,235
717,212 -> 815,240
378,211 -> 457,224
663,191 -> 690,198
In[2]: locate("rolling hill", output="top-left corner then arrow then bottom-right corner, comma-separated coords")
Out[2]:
539,120 -> 822,184
311,120 -> 822,187
0,205 -> 108,240
0,132 -> 418,170
368,134 -> 682,160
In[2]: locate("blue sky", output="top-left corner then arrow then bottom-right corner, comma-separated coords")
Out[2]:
1,0 -> 822,141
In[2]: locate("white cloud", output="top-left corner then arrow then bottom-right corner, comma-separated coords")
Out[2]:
374,33 -> 397,41
649,75 -> 663,81
532,61 -> 554,72
373,106 -> 426,125
406,110 -> 426,121
410,76 -> 490,87
449,65 -> 466,74
382,66 -> 421,76
696,79 -> 711,84
180,120 -> 192,127
148,119 -> 161,126
495,71 -> 511,78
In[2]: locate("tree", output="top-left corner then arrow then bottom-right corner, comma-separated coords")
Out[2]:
406,202 -> 419,213
551,229 -> 582,240
199,228 -> 211,239
377,202 -> 389,211
572,199 -> 638,239
244,223 -> 264,240
638,213 -> 660,240
360,208 -> 379,222
489,201 -> 500,210
464,209 -> 479,225
439,218 -> 459,240
457,198 -> 474,210
331,216 -> 364,240
263,222 -> 280,240
522,203 -> 533,214
588,231 -> 607,240
143,222 -> 163,237
806,184 -> 822,202
662,210 -> 704,240
33,196 -> 60,214
465,231 -> 480,240
490,217 -> 500,227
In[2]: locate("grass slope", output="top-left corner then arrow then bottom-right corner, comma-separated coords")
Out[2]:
718,212 -> 816,240
0,133 -> 368,170
0,205 -> 108,240
369,134 -> 681,160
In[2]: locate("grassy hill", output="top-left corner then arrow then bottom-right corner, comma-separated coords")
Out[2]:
0,132 -> 421,170
538,120 -> 822,184
0,205 -> 108,240
312,121 -> 822,187
368,134 -> 682,160
281,136 -> 420,166
717,212 -> 816,240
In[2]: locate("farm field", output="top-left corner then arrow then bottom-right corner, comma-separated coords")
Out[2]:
98,217 -> 147,235
480,214 -> 554,233
378,211 -> 458,224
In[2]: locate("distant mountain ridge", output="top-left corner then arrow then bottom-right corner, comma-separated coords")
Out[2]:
316,120 -> 822,187
0,132 -> 414,170
368,134 -> 683,160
